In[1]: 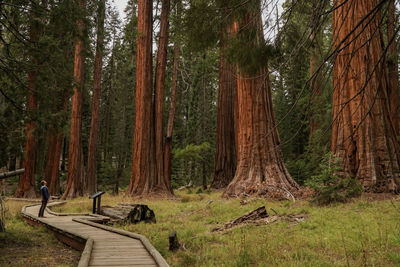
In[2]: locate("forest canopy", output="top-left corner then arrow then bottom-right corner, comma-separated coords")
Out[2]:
0,0 -> 399,200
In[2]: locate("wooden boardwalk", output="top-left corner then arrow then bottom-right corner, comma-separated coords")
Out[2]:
22,202 -> 169,267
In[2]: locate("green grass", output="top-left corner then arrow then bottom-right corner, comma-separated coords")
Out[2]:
55,190 -> 400,267
0,200 -> 80,267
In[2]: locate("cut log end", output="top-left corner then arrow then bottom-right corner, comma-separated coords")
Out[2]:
101,204 -> 156,224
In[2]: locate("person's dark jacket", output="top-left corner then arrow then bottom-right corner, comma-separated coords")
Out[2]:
40,185 -> 50,201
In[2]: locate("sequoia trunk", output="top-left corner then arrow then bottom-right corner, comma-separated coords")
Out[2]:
223,6 -> 299,198
16,2 -> 44,198
126,0 -> 158,196
154,0 -> 171,192
63,0 -> 86,199
16,78 -> 37,198
86,0 -> 106,194
211,26 -> 237,189
44,132 -> 63,195
164,44 -> 179,189
331,0 -> 400,192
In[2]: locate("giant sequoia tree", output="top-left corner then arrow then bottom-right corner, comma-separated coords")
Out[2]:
86,0 -> 106,195
331,0 -> 400,192
211,25 -> 237,189
223,1 -> 299,198
16,1 -> 45,198
126,0 -> 173,197
63,0 -> 86,199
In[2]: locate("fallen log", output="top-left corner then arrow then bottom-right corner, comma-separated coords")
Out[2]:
212,206 -> 307,232
0,169 -> 25,179
101,204 -> 156,224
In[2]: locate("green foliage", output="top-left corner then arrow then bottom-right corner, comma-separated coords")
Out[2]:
184,0 -> 220,52
306,153 -> 362,205
172,142 -> 214,187
226,28 -> 274,75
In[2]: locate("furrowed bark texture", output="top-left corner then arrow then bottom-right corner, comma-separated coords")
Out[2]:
154,0 -> 172,192
86,0 -> 106,195
387,0 -> 399,135
45,87 -> 69,196
211,26 -> 237,189
127,0 -> 157,196
44,132 -> 62,195
223,10 -> 299,198
63,0 -> 86,199
16,76 -> 37,198
331,0 -> 400,192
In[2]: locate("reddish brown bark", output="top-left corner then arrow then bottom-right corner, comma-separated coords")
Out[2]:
223,8 -> 299,198
211,26 -> 237,189
86,0 -> 106,194
331,0 -> 400,192
62,0 -> 86,199
164,44 -> 179,189
16,78 -> 37,198
126,0 -> 158,196
16,2 -> 44,198
387,0 -> 399,135
44,132 -> 63,195
45,86 -> 69,195
154,0 -> 171,192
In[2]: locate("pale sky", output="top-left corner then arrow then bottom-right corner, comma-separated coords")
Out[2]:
111,0 -> 129,19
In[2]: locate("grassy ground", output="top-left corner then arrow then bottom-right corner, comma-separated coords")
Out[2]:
0,200 -> 80,267
54,189 -> 400,267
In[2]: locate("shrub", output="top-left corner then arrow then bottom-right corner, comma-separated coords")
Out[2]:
305,153 -> 362,205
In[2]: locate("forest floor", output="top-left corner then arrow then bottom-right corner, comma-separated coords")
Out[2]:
50,189 -> 400,267
0,200 -> 80,267
1,190 -> 400,266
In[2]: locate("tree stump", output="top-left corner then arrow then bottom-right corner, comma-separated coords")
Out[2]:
169,231 -> 181,251
101,204 -> 156,224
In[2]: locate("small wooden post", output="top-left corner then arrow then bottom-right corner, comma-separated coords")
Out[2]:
89,192 -> 105,214
92,198 -> 97,214
169,231 -> 181,251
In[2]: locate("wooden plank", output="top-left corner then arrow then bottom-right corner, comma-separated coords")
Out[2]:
89,259 -> 155,265
90,255 -> 151,259
89,265 -> 157,267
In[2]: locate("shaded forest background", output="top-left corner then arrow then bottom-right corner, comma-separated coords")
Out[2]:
0,0 -> 399,198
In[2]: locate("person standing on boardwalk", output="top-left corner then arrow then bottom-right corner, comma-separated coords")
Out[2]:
38,180 -> 49,217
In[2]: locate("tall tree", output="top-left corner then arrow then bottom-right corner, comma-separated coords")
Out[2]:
211,25 -> 237,189
331,0 -> 400,192
154,0 -> 172,192
16,1 -> 45,198
126,0 -> 157,196
86,0 -> 106,194
63,0 -> 86,199
164,42 -> 179,188
387,0 -> 399,135
223,1 -> 299,198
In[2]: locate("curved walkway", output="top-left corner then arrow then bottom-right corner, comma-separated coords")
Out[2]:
21,202 -> 169,267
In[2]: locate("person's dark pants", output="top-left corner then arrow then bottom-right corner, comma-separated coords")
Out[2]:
38,200 -> 48,217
